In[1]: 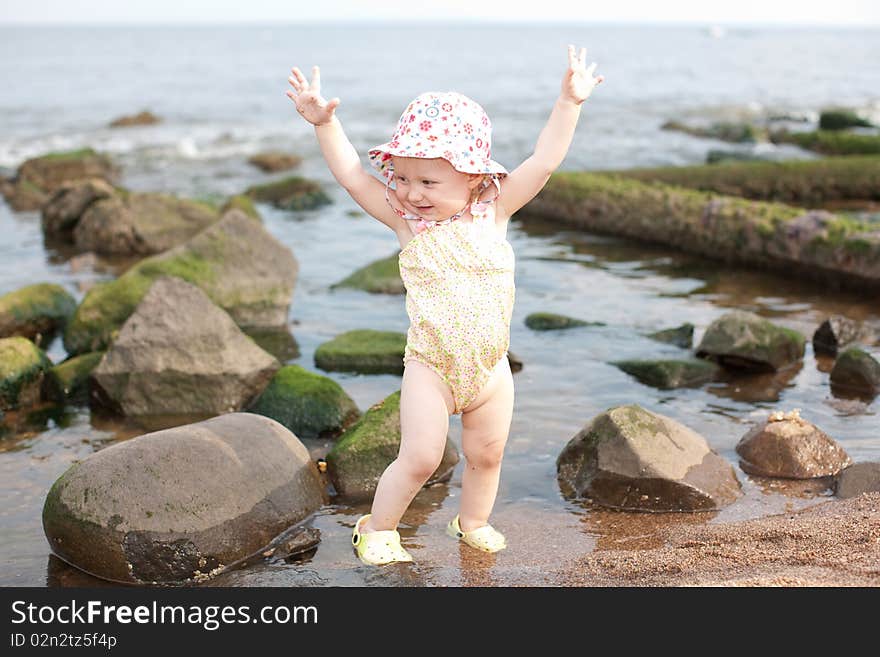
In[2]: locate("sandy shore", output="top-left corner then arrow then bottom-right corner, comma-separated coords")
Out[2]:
551,492 -> 880,587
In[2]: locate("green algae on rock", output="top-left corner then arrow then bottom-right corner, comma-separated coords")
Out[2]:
245,176 -> 331,211
818,109 -> 874,131
829,347 -> 880,398
612,358 -> 719,389
326,390 -> 458,501
556,404 -> 741,511
1,148 -> 119,212
646,323 -> 694,348
219,194 -> 262,222
770,129 -> 880,156
696,310 -> 805,372
42,351 -> 105,405
331,253 -> 405,294
314,329 -> 407,375
0,283 -> 77,346
0,337 -> 52,410
63,209 -> 299,355
525,172 -> 880,291
248,365 -> 361,439
525,312 -> 601,331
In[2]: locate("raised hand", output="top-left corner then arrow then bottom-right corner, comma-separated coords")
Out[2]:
562,45 -> 604,105
286,66 -> 340,126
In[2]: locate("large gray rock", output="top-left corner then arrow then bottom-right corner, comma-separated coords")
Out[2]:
91,277 -> 280,416
557,404 -> 741,511
735,409 -> 852,478
42,412 -> 325,584
696,310 -> 805,371
326,390 -> 458,502
611,358 -> 719,389
41,179 -> 116,237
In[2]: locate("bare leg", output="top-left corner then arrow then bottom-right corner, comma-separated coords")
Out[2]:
458,358 -> 514,532
362,360 -> 454,533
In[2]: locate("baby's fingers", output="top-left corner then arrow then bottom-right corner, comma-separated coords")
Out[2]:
291,66 -> 307,87
586,62 -> 598,78
311,65 -> 321,93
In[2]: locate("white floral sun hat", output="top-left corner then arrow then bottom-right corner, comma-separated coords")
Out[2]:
368,91 -> 508,180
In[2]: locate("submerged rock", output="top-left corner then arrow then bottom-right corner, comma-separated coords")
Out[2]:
245,176 -> 331,211
42,412 -> 325,584
248,365 -> 361,439
64,209 -> 299,354
247,152 -> 303,173
0,337 -> 52,410
525,312 -> 600,331
696,310 -> 805,372
91,277 -> 279,416
735,409 -> 852,478
0,283 -> 77,346
829,347 -> 880,398
556,404 -> 741,512
646,323 -> 694,348
612,358 -> 719,389
314,329 -> 407,375
331,253 -> 405,294
326,391 -> 458,501
109,111 -> 161,127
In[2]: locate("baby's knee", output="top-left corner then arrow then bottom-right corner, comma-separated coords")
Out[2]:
463,439 -> 505,470
398,449 -> 445,482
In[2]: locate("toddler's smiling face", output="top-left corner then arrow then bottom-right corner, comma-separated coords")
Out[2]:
391,156 -> 483,220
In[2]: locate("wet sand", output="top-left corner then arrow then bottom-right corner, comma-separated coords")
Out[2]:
549,492 -> 880,587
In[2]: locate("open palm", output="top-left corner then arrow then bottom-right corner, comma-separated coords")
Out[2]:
287,66 -> 340,126
562,45 -> 604,104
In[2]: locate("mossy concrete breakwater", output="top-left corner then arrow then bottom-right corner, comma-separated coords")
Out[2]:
525,172 -> 880,291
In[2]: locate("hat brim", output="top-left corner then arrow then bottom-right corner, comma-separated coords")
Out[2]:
368,143 -> 508,180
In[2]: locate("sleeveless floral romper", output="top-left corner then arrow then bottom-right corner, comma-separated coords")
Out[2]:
398,202 -> 515,414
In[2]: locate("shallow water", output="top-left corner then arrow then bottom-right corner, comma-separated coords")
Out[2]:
1,23 -> 879,586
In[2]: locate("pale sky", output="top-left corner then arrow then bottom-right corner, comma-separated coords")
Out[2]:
0,0 -> 878,25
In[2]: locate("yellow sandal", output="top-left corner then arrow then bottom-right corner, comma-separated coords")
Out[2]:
351,514 -> 413,566
446,514 -> 507,553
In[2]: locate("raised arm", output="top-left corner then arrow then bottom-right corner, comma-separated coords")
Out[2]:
499,45 -> 604,216
286,66 -> 401,231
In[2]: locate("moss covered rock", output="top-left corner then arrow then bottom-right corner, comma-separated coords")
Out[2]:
818,109 -> 874,131
248,365 -> 361,439
220,194 -> 261,222
556,404 -> 741,511
64,209 -> 299,354
109,110 -> 161,127
42,351 -> 105,405
661,120 -> 765,143
326,390 -> 458,501
525,312 -> 600,331
314,329 -> 407,375
829,347 -> 880,397
612,358 -> 719,389
0,337 -> 52,410
696,310 -> 805,372
771,129 -> 880,156
0,283 -> 77,346
71,192 -> 220,255
331,253 -> 405,294
609,156 -> 880,206
527,173 -> 880,291
1,149 -> 119,212
246,176 -> 331,211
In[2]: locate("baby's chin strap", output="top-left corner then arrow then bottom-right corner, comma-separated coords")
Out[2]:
383,173 -> 501,235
